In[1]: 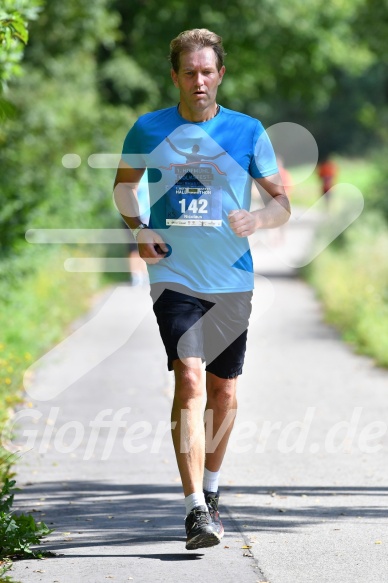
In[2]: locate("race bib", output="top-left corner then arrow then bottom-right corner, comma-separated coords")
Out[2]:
165,184 -> 222,227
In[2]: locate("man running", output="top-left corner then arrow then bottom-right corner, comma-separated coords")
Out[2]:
114,28 -> 290,550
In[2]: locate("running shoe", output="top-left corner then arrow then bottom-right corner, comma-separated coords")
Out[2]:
185,505 -> 220,550
204,490 -> 224,539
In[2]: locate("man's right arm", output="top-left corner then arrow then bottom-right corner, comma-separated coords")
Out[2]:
113,160 -> 169,263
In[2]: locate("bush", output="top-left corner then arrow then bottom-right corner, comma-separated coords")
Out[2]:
0,477 -> 52,567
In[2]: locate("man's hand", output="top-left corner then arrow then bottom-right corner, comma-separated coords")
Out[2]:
136,228 -> 169,264
228,209 -> 257,237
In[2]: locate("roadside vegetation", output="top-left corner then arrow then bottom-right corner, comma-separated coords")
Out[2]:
301,155 -> 388,368
0,0 -> 124,573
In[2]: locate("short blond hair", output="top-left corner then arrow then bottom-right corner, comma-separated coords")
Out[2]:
169,28 -> 226,73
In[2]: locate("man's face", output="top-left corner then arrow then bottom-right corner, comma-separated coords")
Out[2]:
171,47 -> 225,118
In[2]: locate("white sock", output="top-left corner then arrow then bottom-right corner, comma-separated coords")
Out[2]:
203,467 -> 220,493
185,492 -> 207,516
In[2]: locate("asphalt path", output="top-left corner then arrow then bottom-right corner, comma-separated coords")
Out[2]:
9,213 -> 388,583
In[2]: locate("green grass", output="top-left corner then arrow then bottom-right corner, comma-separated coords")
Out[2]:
334,157 -> 378,195
0,246 -> 106,464
0,247 -> 104,428
305,211 -> 388,367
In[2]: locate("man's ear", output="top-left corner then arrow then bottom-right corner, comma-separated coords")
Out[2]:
218,65 -> 226,85
171,68 -> 179,88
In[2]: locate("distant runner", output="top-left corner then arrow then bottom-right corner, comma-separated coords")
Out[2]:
317,156 -> 338,207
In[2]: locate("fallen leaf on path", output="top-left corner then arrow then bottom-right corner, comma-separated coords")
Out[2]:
375,541 -> 382,544
241,545 -> 252,549
224,545 -> 230,548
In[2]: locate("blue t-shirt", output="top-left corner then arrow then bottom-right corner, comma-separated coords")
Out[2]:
121,105 -> 277,293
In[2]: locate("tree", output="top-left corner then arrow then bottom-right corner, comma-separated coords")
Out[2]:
0,0 -> 129,254
108,0 -> 375,116
0,0 -> 42,118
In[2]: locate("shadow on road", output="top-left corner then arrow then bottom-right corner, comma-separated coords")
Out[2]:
14,481 -> 388,558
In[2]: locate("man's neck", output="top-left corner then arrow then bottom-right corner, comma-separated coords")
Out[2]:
178,103 -> 219,122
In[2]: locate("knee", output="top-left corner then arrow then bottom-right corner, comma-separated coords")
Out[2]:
174,365 -> 203,404
207,384 -> 237,412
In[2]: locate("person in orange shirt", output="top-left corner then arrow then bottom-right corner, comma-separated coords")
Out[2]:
317,156 -> 338,207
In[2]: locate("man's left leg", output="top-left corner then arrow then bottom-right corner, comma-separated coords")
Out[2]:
203,372 -> 238,539
200,290 -> 252,535
205,372 -> 238,472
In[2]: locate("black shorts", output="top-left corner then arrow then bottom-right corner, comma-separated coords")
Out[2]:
150,283 -> 253,379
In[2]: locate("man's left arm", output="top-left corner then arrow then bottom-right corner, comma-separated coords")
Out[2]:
228,173 -> 291,237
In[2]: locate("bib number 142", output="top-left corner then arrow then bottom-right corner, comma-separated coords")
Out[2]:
179,198 -> 208,214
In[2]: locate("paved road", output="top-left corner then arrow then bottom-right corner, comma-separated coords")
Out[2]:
9,215 -> 388,583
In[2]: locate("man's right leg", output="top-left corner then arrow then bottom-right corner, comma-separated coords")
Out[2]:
171,358 -> 205,496
150,284 -> 221,548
